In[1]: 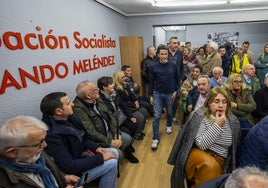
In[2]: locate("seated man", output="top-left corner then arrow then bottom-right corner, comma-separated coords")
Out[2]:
197,166 -> 268,188
0,116 -> 80,187
40,92 -> 118,188
242,64 -> 260,96
122,65 -> 152,115
187,75 -> 211,114
209,67 -> 227,88
121,64 -> 140,94
73,80 -> 138,163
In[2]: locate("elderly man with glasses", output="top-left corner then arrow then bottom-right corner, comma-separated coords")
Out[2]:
0,116 -> 81,188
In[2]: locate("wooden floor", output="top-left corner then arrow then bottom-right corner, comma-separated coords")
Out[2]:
117,114 -> 181,188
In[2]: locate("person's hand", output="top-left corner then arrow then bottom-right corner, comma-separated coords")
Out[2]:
149,96 -> 153,105
111,139 -> 122,148
65,174 -> 80,187
215,110 -> 226,127
187,104 -> 193,113
216,76 -> 222,85
114,134 -> 122,140
134,100 -> 140,109
96,147 -> 106,154
171,91 -> 177,101
231,102 -> 237,108
131,117 -> 137,123
102,150 -> 117,161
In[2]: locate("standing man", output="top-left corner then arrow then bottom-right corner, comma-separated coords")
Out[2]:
242,41 -> 254,64
168,36 -> 183,125
141,45 -> 156,97
219,45 -> 231,77
149,44 -> 179,150
202,41 -> 222,77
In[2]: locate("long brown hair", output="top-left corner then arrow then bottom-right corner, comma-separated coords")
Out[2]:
203,87 -> 231,119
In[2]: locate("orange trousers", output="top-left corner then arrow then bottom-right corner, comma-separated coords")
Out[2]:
185,147 -> 225,188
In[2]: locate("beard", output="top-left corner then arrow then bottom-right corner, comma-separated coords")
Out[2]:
16,152 -> 41,164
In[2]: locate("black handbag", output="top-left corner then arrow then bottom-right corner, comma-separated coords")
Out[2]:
113,108 -> 127,126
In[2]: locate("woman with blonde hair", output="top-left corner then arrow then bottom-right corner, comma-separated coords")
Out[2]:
168,87 -> 240,188
255,43 -> 268,87
113,70 -> 147,140
224,73 -> 256,128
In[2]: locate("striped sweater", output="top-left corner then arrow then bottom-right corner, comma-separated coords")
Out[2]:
195,116 -> 232,158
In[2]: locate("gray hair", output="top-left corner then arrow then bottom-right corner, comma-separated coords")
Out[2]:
76,80 -> 90,98
209,41 -> 219,51
198,74 -> 210,83
212,66 -> 223,75
225,166 -> 268,188
0,116 -> 48,154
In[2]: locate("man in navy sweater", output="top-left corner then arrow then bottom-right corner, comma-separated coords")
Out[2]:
149,44 -> 180,150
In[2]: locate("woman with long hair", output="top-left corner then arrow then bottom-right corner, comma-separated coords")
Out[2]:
168,87 -> 240,188
113,70 -> 147,140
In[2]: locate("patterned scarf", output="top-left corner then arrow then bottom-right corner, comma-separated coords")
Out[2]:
0,154 -> 57,188
232,90 -> 244,103
100,90 -> 117,102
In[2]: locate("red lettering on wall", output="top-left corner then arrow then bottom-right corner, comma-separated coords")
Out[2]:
55,62 -> 69,78
0,70 -> 22,94
3,32 -> 23,50
39,64 -> 55,83
19,67 -> 40,87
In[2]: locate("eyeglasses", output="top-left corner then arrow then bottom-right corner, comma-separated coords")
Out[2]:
15,139 -> 46,149
233,80 -> 243,84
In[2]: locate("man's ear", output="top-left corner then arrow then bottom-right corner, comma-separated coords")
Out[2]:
4,147 -> 18,159
85,93 -> 91,100
55,108 -> 62,116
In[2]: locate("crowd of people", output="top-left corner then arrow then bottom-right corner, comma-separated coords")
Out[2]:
142,38 -> 268,188
0,37 -> 268,188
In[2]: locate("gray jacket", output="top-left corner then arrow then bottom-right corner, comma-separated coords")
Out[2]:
167,107 -> 241,188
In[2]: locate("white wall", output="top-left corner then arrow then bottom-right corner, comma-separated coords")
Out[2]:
1,1 -> 268,124
0,0 -> 127,124
126,10 -> 268,56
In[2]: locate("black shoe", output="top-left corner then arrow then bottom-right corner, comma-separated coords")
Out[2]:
125,151 -> 139,163
129,144 -> 135,153
134,133 -> 144,140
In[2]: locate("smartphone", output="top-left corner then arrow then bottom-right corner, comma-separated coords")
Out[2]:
74,171 -> 89,187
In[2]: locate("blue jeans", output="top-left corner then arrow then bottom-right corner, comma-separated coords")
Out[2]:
88,147 -> 118,188
152,91 -> 173,140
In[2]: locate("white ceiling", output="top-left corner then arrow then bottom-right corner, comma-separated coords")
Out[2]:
95,0 -> 268,16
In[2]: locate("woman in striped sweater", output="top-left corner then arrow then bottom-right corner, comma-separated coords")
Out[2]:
168,87 -> 240,188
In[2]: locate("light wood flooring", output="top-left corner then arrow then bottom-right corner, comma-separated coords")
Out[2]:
117,114 -> 181,188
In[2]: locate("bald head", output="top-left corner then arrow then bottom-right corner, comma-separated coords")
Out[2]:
76,80 -> 99,101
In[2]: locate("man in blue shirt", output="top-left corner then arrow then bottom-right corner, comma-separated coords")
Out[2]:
149,44 -> 180,150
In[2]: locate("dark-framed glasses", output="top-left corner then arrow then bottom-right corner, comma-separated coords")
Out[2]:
233,80 -> 243,84
15,139 -> 46,149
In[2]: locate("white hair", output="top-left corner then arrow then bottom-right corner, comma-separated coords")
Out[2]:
0,116 -> 48,154
212,66 -> 223,74
225,166 -> 268,188
209,41 -> 219,51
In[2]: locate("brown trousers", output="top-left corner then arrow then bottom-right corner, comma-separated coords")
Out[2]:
185,147 -> 225,188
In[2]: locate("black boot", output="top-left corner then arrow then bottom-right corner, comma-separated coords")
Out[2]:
128,143 -> 135,153
125,146 -> 139,163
